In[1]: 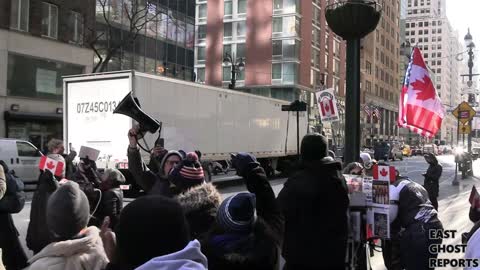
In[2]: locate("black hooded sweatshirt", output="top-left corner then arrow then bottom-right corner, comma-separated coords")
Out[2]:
26,170 -> 59,254
277,159 -> 349,269
424,153 -> 442,198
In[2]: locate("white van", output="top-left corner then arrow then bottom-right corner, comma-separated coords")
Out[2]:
0,138 -> 44,183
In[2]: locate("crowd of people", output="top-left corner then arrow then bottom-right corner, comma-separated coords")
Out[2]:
0,129 -> 477,270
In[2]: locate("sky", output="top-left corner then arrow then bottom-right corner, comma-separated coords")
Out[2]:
446,0 -> 480,48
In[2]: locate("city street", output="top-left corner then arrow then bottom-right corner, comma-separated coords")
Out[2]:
10,154 -> 480,270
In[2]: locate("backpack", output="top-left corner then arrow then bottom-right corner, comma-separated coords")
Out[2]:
0,172 -> 26,214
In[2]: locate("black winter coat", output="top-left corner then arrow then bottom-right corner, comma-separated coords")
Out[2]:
424,156 -> 442,198
0,171 -> 28,270
201,167 -> 284,270
277,159 -> 349,270
127,147 -> 172,196
91,188 -> 124,229
26,171 -> 59,254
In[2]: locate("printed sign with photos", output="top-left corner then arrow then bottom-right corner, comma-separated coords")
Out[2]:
367,208 -> 390,239
372,180 -> 390,206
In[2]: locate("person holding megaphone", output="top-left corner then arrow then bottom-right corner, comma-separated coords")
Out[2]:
127,126 -> 182,196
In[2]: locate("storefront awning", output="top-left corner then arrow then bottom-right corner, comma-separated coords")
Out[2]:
4,111 -> 62,122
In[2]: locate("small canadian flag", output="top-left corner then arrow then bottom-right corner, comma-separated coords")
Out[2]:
38,156 -> 64,177
372,165 -> 396,183
469,186 -> 480,209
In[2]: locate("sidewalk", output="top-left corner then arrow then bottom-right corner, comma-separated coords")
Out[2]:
370,157 -> 480,270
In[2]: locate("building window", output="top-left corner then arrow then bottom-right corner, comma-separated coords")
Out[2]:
197,47 -> 206,61
236,20 -> 246,37
41,2 -> 58,39
224,1 -> 232,16
272,16 -> 298,36
282,63 -> 297,83
366,61 -> 372,75
223,44 -> 232,58
223,66 -> 231,81
7,53 -> 83,100
198,4 -> 207,18
282,39 -> 299,59
273,17 -> 282,33
224,22 -> 232,38
10,0 -> 29,31
198,25 -> 207,39
272,63 -> 282,79
273,0 -> 283,9
69,11 -> 84,45
236,43 -> 246,58
273,40 -> 282,56
196,68 -> 205,82
238,0 -> 247,14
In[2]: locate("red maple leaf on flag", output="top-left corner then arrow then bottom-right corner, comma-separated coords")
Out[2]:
380,168 -> 388,177
410,75 -> 436,101
47,161 -> 55,170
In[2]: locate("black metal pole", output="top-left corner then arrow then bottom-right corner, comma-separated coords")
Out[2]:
297,111 -> 300,159
230,65 -> 236,89
344,39 -> 361,164
468,47 -> 475,153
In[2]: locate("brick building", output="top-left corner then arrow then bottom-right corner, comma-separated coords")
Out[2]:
194,0 -> 347,145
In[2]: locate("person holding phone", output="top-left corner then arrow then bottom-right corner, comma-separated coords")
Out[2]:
127,126 -> 182,195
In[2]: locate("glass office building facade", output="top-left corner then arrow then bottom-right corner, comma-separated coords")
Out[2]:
96,0 -> 195,81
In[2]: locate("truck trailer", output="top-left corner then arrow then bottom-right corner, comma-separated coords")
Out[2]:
63,70 -> 308,181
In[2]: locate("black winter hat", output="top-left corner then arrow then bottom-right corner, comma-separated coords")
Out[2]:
300,133 -> 328,162
115,195 -> 190,269
46,181 -> 90,241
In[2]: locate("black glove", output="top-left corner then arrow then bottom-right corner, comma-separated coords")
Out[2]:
231,152 -> 260,177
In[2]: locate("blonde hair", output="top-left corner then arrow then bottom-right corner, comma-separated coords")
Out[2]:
47,139 -> 64,153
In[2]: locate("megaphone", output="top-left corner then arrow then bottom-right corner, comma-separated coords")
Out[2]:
113,92 -> 160,134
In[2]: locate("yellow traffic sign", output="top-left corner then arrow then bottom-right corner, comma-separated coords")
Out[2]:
459,123 -> 472,135
453,101 -> 476,125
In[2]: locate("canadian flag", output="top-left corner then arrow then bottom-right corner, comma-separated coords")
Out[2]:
372,165 -> 396,183
38,156 -> 65,177
398,47 -> 445,138
320,97 -> 335,117
469,186 -> 480,209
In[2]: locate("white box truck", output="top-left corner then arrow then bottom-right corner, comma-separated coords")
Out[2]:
63,70 -> 307,182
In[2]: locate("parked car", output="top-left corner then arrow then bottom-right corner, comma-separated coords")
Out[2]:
402,145 -> 412,157
0,138 -> 44,184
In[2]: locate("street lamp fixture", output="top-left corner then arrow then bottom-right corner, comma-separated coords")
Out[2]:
464,28 -> 475,49
223,53 -> 245,90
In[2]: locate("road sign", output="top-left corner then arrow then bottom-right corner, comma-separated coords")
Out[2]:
460,123 -> 472,135
453,101 -> 477,125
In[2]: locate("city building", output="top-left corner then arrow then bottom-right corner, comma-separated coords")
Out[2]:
405,0 -> 462,145
94,0 -> 196,81
361,0 -> 402,146
194,0 -> 347,146
0,0 -> 95,150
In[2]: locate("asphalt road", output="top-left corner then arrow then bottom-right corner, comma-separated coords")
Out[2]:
11,155 -> 479,270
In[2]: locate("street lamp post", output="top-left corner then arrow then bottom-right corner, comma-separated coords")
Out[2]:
463,29 -> 479,154
223,53 -> 245,90
325,0 -> 382,164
